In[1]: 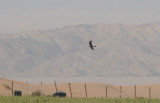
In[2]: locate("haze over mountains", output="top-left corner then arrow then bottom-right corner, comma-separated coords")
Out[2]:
0,22 -> 160,79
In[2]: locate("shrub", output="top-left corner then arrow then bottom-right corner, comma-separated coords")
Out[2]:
31,90 -> 41,96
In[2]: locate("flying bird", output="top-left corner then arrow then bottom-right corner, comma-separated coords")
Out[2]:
89,40 -> 96,50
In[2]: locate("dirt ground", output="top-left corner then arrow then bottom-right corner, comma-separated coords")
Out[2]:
0,77 -> 160,98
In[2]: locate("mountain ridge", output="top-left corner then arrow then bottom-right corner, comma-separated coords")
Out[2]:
0,22 -> 160,78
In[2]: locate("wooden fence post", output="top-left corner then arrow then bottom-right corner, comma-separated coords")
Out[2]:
120,86 -> 122,98
54,80 -> 57,92
85,83 -> 87,98
41,81 -> 43,96
12,81 -> 13,96
69,82 -> 72,98
27,81 -> 28,96
149,87 -> 151,99
135,85 -> 136,99
106,85 -> 108,98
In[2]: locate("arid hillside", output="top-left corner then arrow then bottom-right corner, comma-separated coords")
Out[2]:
1,78 -> 160,98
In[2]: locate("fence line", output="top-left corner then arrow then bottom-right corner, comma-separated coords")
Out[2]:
3,81 -> 160,98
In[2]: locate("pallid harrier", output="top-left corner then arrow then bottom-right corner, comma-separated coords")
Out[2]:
89,40 -> 96,50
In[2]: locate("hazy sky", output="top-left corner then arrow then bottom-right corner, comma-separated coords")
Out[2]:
0,0 -> 160,33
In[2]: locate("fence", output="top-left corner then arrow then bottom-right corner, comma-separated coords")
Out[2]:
0,80 -> 160,98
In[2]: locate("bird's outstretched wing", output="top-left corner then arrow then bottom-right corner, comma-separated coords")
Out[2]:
90,46 -> 94,50
89,40 -> 93,46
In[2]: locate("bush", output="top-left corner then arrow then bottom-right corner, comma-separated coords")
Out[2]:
32,90 -> 41,96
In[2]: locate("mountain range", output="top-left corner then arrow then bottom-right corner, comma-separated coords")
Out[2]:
0,22 -> 160,78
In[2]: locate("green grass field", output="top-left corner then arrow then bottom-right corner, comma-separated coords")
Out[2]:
0,96 -> 160,103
